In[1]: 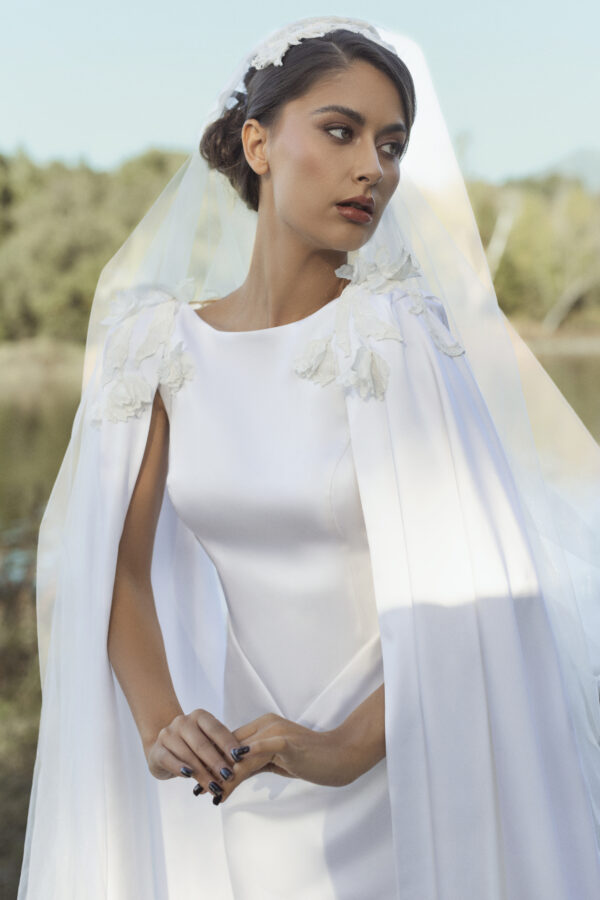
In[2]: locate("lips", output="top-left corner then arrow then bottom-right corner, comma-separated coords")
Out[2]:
335,205 -> 373,225
336,195 -> 375,214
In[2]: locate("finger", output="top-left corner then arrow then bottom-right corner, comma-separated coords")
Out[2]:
242,735 -> 287,764
261,762 -> 298,778
195,709 -> 254,767
214,740 -> 294,788
180,719 -> 236,789
232,713 -> 280,745
149,739 -> 206,785
160,731 -> 214,791
232,723 -> 260,744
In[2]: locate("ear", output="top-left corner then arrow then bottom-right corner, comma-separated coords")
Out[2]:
241,118 -> 270,176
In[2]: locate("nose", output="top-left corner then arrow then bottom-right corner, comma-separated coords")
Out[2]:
354,137 -> 384,186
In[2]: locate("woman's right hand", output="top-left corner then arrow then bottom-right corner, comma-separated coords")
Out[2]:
144,708 -> 250,802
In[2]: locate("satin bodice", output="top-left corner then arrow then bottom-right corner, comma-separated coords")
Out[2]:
164,300 -> 383,724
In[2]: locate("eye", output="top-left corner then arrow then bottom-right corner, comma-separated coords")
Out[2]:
325,125 -> 353,141
325,125 -> 404,160
381,141 -> 405,159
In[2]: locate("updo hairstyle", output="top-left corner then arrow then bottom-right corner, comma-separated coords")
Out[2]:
199,29 -> 416,212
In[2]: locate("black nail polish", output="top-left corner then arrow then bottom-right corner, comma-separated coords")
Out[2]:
220,767 -> 233,780
208,781 -> 223,796
231,745 -> 250,762
193,783 -> 204,796
180,766 -> 193,778
212,795 -> 222,806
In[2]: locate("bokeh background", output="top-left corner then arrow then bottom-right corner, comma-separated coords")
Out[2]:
1,0 -> 599,895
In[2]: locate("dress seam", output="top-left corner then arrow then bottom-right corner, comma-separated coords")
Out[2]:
328,436 -> 352,540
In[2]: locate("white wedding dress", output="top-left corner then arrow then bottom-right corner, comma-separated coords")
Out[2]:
19,280 -> 600,899
149,292 -> 600,900
161,297 -> 397,899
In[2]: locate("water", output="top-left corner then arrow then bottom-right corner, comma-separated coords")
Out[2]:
0,395 -> 78,591
536,353 -> 600,442
1,353 -> 599,560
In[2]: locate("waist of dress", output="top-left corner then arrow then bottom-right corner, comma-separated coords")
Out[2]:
223,614 -> 384,731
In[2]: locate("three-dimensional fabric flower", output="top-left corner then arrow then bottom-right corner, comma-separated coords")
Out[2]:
293,245 -> 465,401
91,283 -> 196,426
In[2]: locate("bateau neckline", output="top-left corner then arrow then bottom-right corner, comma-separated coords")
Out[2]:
184,284 -> 350,336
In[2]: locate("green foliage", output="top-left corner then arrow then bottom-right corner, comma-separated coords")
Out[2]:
467,175 -> 600,323
0,149 -> 186,341
0,150 -> 599,343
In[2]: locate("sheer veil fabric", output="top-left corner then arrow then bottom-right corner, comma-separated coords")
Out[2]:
18,15 -> 600,899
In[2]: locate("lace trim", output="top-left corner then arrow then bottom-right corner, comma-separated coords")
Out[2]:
90,282 -> 196,426
293,246 -> 465,401
249,17 -> 397,70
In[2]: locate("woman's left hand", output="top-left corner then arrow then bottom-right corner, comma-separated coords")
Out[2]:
195,686 -> 386,805
228,714 -> 365,790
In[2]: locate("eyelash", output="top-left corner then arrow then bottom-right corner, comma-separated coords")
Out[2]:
324,125 -> 404,159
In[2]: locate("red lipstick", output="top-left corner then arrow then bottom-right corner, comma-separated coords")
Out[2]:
335,194 -> 375,224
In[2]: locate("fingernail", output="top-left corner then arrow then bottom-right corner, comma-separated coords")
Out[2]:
208,781 -> 223,797
180,766 -> 193,778
212,795 -> 222,806
231,745 -> 250,762
220,767 -> 233,780
193,783 -> 204,796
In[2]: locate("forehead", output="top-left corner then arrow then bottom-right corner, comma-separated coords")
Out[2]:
288,59 -> 405,120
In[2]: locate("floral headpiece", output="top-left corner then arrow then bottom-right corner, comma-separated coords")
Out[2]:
248,16 -> 399,70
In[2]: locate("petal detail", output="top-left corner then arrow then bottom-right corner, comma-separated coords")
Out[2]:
91,286 -> 196,426
337,346 -> 390,401
406,294 -> 466,357
157,341 -> 196,392
293,243 -> 463,400
293,336 -> 337,386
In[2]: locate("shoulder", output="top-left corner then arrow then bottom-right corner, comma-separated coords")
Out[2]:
90,284 -> 196,427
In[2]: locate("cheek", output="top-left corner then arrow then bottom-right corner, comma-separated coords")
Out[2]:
274,133 -> 333,201
381,169 -> 400,204
287,132 -> 327,172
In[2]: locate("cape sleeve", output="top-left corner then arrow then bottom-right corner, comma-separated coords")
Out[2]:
334,284 -> 600,892
19,292 -> 233,899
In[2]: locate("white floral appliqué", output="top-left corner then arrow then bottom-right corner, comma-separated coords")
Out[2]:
99,372 -> 155,424
293,245 -> 465,401
157,341 -> 196,393
406,294 -> 466,358
248,17 -> 397,71
90,281 -> 196,426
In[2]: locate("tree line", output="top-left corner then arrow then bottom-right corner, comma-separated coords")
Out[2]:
0,148 -> 599,343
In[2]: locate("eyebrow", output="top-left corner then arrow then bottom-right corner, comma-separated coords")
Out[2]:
310,104 -> 407,137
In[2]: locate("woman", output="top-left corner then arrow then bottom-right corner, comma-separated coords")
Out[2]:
19,16 -> 600,900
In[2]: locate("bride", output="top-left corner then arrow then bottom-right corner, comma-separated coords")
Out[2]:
18,15 -> 600,899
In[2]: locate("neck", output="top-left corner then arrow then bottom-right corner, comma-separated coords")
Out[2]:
232,210 -> 349,329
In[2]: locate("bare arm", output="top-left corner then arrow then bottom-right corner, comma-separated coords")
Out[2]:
107,391 -> 246,796
107,389 -> 182,753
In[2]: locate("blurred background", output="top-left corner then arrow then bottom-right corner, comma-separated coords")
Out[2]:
1,0 -> 599,895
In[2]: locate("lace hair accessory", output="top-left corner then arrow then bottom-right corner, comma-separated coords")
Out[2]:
248,17 -> 399,71
19,15 -> 600,896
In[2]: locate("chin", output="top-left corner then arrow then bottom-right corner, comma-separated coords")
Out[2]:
340,227 -> 377,252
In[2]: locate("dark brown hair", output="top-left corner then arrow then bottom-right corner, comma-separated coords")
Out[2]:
199,29 -> 416,212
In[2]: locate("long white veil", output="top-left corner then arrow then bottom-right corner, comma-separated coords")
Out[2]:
20,16 -> 600,897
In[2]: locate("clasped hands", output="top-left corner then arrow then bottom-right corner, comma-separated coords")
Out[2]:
144,708 -> 367,806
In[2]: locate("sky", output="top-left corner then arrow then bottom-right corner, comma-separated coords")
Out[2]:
1,0 -> 598,184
